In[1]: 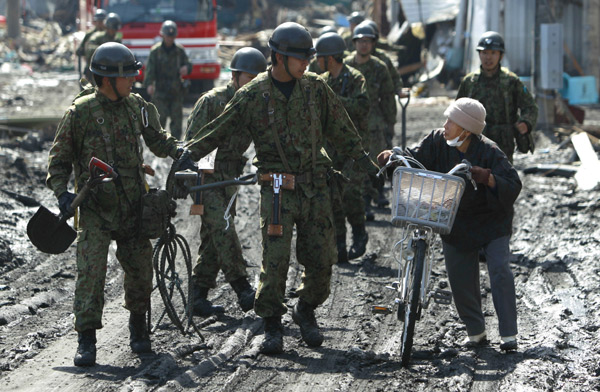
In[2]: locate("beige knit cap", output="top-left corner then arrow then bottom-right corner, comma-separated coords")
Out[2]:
444,97 -> 486,135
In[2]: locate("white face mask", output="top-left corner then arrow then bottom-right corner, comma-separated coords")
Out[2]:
446,130 -> 466,147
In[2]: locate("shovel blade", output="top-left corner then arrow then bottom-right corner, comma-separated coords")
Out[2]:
27,205 -> 77,254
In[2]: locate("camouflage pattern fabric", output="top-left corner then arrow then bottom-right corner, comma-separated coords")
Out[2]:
47,90 -> 179,332
341,30 -> 355,53
184,69 -> 374,317
345,53 -> 396,155
76,28 -> 99,57
371,48 -> 401,147
143,42 -> 192,139
457,66 -> 538,162
322,64 -> 370,234
184,81 -> 252,289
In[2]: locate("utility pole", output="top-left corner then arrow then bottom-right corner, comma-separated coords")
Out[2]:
6,0 -> 21,41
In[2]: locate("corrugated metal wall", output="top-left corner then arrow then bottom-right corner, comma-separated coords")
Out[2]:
503,0 -> 536,76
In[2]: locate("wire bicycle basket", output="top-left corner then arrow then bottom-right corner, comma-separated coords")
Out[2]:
391,167 -> 466,235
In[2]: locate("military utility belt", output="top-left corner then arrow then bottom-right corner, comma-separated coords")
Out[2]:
259,172 -> 324,237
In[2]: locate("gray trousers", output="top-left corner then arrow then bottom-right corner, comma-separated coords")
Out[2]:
442,235 -> 518,338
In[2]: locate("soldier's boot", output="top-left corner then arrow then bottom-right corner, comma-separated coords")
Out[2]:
292,299 -> 324,347
259,316 -> 284,355
129,312 -> 152,354
348,224 -> 368,260
364,195 -> 375,221
337,234 -> 348,264
192,285 -> 225,317
376,184 -> 389,208
74,329 -> 96,367
230,277 -> 255,312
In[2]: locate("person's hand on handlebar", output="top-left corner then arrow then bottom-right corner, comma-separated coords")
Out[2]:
377,150 -> 393,167
470,166 -> 492,185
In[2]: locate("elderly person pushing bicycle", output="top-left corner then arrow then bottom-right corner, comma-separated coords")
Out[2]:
378,97 -> 522,351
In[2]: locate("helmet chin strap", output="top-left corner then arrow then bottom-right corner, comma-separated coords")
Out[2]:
108,77 -> 122,100
283,56 -> 297,80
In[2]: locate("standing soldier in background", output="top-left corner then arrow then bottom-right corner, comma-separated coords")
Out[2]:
76,8 -> 106,83
359,19 -> 406,148
46,43 -> 185,367
457,31 -> 538,162
345,23 -> 396,219
314,32 -> 371,262
341,11 -> 365,53
144,20 -> 192,139
84,12 -> 122,84
183,47 -> 267,317
183,22 -> 381,355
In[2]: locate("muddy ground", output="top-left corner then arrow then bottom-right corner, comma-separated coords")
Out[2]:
1,71 -> 600,392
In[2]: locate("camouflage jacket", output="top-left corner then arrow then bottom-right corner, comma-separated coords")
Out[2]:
322,64 -> 369,141
47,90 -> 179,222
84,31 -> 122,64
457,66 -> 538,155
407,129 -> 522,250
143,42 -> 192,97
76,27 -> 99,57
372,48 -> 402,94
184,69 -> 369,197
345,53 -> 397,128
185,81 -> 251,180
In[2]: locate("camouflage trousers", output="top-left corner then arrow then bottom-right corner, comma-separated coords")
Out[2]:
153,93 -> 184,139
331,169 -> 366,237
74,207 -> 153,332
192,184 -> 248,288
254,184 -> 336,318
365,125 -> 388,200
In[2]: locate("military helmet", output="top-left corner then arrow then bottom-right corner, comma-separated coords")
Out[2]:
363,20 -> 380,39
268,22 -> 316,60
476,31 -> 505,53
93,9 -> 107,21
161,20 -> 177,37
319,25 -> 337,37
105,12 -> 121,31
348,11 -> 365,25
90,42 -> 142,77
315,32 -> 346,57
352,22 -> 376,41
230,47 -> 267,75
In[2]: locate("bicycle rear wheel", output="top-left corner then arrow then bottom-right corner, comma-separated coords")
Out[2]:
400,238 -> 426,367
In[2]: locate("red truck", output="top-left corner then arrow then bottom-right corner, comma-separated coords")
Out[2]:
81,0 -> 220,93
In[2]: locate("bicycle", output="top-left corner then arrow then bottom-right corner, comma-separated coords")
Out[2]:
372,147 -> 477,367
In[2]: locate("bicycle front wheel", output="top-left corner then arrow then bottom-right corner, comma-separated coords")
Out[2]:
400,238 -> 426,367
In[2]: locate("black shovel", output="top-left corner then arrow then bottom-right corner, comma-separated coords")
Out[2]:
27,157 -> 117,254
398,92 -> 411,150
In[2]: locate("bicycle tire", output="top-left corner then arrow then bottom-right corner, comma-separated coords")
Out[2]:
400,238 -> 426,367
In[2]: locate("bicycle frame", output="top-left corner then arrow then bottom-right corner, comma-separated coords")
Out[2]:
392,224 -> 436,312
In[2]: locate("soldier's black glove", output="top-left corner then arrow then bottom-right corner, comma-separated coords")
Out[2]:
355,154 -> 383,189
175,148 -> 198,172
58,191 -> 76,216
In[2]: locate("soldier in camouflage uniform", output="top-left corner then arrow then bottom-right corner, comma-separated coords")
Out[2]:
184,47 -> 267,317
144,20 -> 192,139
46,43 -> 184,367
341,11 -> 365,53
314,32 -> 370,263
457,31 -> 538,162
84,12 -> 122,84
345,23 -> 396,219
76,8 -> 106,83
184,22 -> 381,355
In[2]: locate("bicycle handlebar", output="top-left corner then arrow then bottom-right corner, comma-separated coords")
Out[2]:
382,148 -> 478,190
